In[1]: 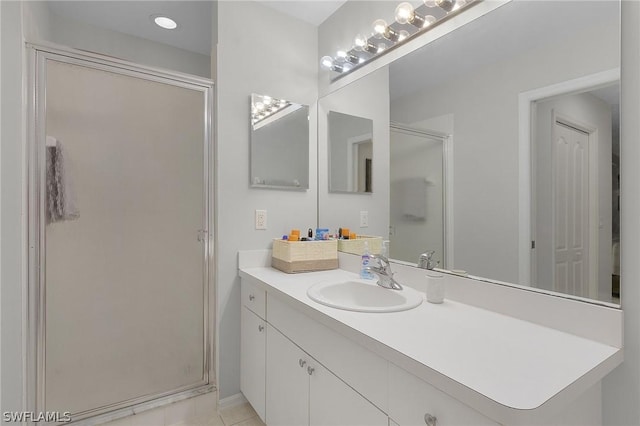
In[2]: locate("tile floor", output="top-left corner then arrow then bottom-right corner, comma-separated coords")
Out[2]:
102,392 -> 264,426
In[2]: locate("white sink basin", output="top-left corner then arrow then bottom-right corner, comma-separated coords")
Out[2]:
307,279 -> 423,313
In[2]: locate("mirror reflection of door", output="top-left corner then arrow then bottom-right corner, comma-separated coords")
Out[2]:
532,83 -> 619,303
389,125 -> 445,266
328,111 -> 374,193
353,139 -> 372,192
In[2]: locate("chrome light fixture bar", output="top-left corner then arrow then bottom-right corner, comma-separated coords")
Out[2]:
320,0 -> 477,78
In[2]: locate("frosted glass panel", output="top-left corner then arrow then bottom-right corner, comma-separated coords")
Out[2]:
44,59 -> 207,414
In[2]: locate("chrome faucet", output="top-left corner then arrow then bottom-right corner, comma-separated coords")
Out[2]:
418,251 -> 440,270
366,254 -> 403,290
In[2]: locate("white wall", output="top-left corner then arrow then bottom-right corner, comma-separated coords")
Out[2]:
318,67 -> 390,239
1,0 -> 26,417
25,1 -> 210,78
534,92 -> 613,301
602,2 -> 640,423
389,17 -> 618,283
215,1 -> 318,400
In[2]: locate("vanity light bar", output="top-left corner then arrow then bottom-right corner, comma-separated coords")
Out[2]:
320,0 -> 475,77
251,96 -> 291,126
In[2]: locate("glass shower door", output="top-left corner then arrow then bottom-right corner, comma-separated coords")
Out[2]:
38,53 -> 211,418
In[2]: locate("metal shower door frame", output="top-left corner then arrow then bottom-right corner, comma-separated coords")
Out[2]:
25,43 -> 215,424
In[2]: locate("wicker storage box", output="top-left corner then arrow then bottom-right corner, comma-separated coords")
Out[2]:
272,239 -> 338,273
337,236 -> 383,256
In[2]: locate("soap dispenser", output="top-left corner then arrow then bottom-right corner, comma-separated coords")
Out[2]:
360,241 -> 374,279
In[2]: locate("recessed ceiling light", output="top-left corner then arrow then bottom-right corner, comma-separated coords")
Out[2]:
153,15 -> 178,30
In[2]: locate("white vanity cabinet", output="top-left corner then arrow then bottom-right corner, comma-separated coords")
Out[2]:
388,363 -> 498,426
240,280 -> 267,421
265,324 -> 309,426
265,324 -> 387,426
239,267 -> 620,426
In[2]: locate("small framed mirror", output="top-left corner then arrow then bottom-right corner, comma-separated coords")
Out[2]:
328,111 -> 374,193
250,93 -> 309,190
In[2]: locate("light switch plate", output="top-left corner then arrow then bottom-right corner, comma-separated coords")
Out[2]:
255,210 -> 267,230
360,211 -> 369,228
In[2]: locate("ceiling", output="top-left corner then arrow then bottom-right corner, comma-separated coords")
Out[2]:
48,1 -> 213,55
47,1 -> 346,57
258,1 -> 347,26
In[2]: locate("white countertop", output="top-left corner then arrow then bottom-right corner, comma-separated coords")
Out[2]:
239,266 -> 623,422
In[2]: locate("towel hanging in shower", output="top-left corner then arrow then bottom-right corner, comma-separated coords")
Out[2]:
46,136 -> 80,224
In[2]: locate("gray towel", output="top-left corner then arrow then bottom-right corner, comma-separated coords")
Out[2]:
400,177 -> 427,221
46,139 -> 79,224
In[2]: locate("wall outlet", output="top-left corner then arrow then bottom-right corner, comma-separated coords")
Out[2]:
360,210 -> 369,228
255,210 -> 267,230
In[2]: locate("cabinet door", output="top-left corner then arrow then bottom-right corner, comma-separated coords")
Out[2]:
266,324 -> 310,426
389,364 -> 498,426
240,307 -> 266,421
309,362 -> 388,426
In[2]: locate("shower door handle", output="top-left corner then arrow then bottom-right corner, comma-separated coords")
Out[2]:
197,229 -> 208,242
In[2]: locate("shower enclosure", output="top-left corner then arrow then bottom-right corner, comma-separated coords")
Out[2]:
27,45 -> 214,422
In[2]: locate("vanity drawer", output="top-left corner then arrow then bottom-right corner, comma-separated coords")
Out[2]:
241,277 -> 266,319
267,294 -> 388,412
389,363 -> 498,426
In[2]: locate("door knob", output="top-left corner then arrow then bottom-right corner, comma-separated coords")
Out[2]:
258,325 -> 264,332
299,359 -> 306,368
307,366 -> 315,376
249,294 -> 255,301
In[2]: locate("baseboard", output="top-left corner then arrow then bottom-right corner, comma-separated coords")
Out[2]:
218,392 -> 248,409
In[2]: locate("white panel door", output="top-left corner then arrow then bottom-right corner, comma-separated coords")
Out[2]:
554,121 -> 589,296
266,325 -> 309,426
240,307 -> 266,421
309,362 -> 387,426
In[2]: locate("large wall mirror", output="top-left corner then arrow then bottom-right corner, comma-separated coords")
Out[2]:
250,93 -> 310,190
318,0 -> 620,305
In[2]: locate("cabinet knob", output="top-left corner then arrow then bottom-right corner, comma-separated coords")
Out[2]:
424,414 -> 437,426
307,366 -> 315,376
258,325 -> 264,332
249,294 -> 255,301
299,359 -> 307,368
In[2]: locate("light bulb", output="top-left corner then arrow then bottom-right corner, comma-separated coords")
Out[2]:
342,63 -> 353,73
256,102 -> 265,111
372,19 -> 388,39
336,50 -> 348,59
423,15 -> 437,27
436,0 -> 456,12
320,56 -> 334,69
377,43 -> 386,53
270,107 -> 278,113
452,0 -> 466,11
354,34 -> 368,51
279,100 -> 287,107
398,30 -> 410,42
423,0 -> 437,7
395,2 -> 414,25
263,96 -> 272,105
